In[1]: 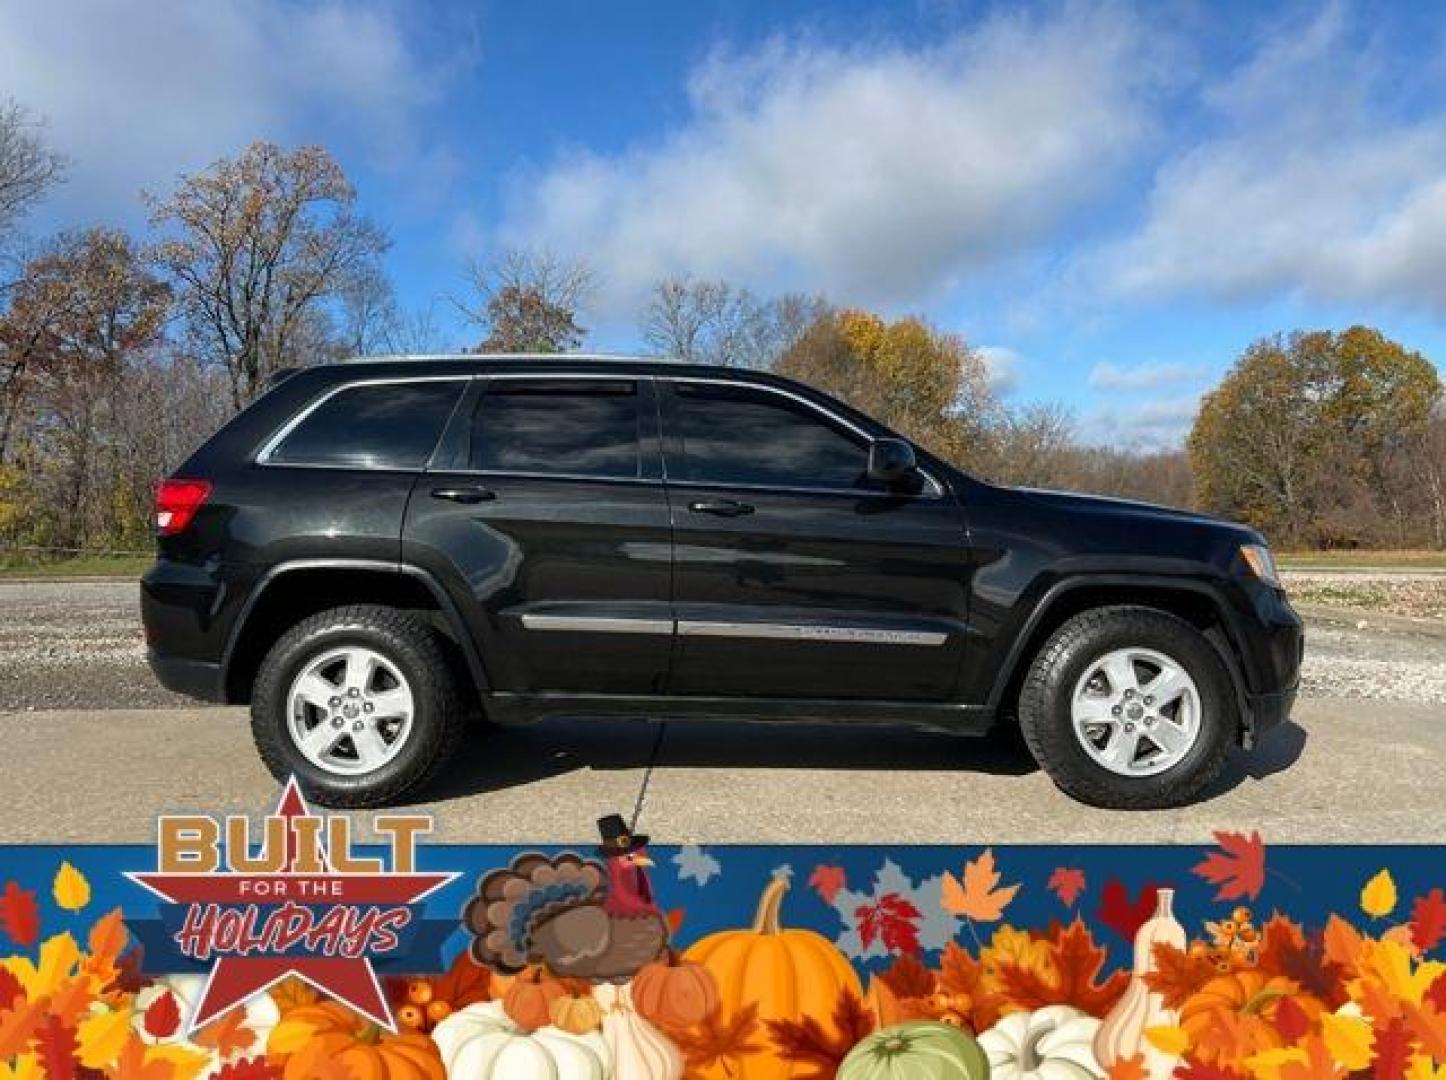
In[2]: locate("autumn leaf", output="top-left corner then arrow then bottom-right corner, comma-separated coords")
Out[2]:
1258,917 -> 1349,1008
192,1010 -> 254,1060
0,883 -> 40,948
143,1043 -> 213,1080
429,951 -> 493,1010
940,849 -> 1020,923
1048,868 -> 1087,908
1144,1025 -> 1190,1056
210,1059 -> 283,1080
1146,942 -> 1220,1009
767,990 -> 875,1079
32,1014 -> 79,1080
1324,916 -> 1366,971
52,863 -> 91,913
1175,1063 -> 1250,1080
1108,1054 -> 1148,1080
1274,995 -> 1314,1042
1371,1018 -> 1415,1080
1362,870 -> 1399,920
0,998 -> 45,1060
1411,890 -> 1446,954
269,979 -> 319,1015
142,991 -> 182,1041
663,1003 -> 766,1075
667,908 -> 686,936
855,893 -> 923,955
809,865 -> 847,906
1097,881 -> 1160,943
104,947 -> 152,998
110,1033 -> 173,1080
878,953 -> 935,1000
1404,1001 -> 1446,1062
1321,1011 -> 1374,1071
995,917 -> 1130,1017
77,1008 -> 132,1070
1192,831 -> 1267,902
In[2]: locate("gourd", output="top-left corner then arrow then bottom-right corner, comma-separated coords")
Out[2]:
504,967 -> 571,1031
267,1000 -> 445,1080
631,951 -> 720,1028
683,870 -> 864,1079
978,1005 -> 1105,1080
1094,888 -> 1186,1080
839,1021 -> 989,1080
431,1001 -> 612,1080
551,991 -> 606,1035
593,984 -> 683,1080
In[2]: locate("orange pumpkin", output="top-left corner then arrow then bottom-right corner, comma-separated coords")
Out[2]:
1178,973 -> 1320,1064
684,871 -> 864,1079
267,1001 -> 444,1080
632,951 -> 721,1028
503,967 -> 570,1032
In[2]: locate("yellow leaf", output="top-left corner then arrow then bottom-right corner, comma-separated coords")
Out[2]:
1361,938 -> 1446,1005
145,1044 -> 214,1080
1361,869 -> 1398,919
4,933 -> 80,999
267,1015 -> 324,1057
52,862 -> 91,912
1321,1012 -> 1374,1071
1144,1025 -> 1191,1056
0,1053 -> 41,1080
77,1007 -> 133,1069
1244,1046 -> 1307,1080
1407,1054 -> 1446,1080
940,848 -> 1021,922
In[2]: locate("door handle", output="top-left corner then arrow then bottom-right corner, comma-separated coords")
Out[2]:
430,485 -> 496,504
688,498 -> 754,517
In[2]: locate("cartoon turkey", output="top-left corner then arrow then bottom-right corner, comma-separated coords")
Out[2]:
463,814 -> 669,983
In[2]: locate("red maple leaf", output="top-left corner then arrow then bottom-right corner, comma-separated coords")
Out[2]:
32,1015 -> 78,1080
855,893 -> 923,955
1411,890 -> 1446,954
1049,868 -> 1087,907
1273,996 -> 1313,1042
0,966 -> 21,1009
142,991 -> 182,1040
1372,1017 -> 1416,1080
1191,831 -> 1266,901
0,882 -> 40,948
996,917 -> 1130,1017
810,865 -> 847,906
1427,973 -> 1446,1013
1097,881 -> 1160,943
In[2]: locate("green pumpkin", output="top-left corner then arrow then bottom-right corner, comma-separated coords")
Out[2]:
840,1021 -> 990,1080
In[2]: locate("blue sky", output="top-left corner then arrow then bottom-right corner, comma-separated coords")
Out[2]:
5,0 -> 1446,447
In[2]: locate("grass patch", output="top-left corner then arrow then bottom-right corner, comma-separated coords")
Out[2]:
0,553 -> 152,579
1277,549 -> 1446,570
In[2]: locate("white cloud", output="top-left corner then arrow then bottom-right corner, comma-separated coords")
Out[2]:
0,0 -> 448,226
1088,360 -> 1208,391
975,344 -> 1022,394
1097,3 -> 1446,312
1081,395 -> 1201,450
498,6 -> 1160,314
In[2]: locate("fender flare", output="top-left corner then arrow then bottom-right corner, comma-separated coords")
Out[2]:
221,558 -> 490,697
985,573 -> 1256,740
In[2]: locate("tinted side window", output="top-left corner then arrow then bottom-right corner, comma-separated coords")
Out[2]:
671,382 -> 869,489
470,380 -> 641,479
268,380 -> 464,469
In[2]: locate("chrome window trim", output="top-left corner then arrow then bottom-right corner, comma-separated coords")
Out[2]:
666,376 -> 944,499
255,375 -> 472,466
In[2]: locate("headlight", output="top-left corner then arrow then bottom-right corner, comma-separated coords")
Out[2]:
1239,544 -> 1281,588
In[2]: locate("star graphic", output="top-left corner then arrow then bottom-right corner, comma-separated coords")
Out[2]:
128,778 -> 457,1033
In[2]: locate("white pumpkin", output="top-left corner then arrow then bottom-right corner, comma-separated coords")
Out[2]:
132,976 -> 279,1078
432,1000 -> 612,1080
979,1005 -> 1106,1080
592,984 -> 683,1080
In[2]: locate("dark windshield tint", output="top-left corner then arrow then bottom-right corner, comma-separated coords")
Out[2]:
268,380 -> 463,469
470,380 -> 641,478
671,382 -> 869,489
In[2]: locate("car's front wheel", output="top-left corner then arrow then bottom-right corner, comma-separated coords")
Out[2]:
1017,606 -> 1237,809
250,605 -> 464,808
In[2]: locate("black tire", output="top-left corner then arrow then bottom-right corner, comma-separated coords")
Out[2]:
250,604 -> 465,808
1017,605 -> 1237,809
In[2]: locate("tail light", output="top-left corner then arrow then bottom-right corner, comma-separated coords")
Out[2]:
155,479 -> 212,536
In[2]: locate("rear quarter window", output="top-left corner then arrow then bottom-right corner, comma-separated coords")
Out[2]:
265,380 -> 465,469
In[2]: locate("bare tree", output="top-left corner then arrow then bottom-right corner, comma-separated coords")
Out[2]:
0,101 -> 66,251
148,142 -> 389,407
458,249 -> 592,354
641,276 -> 826,369
338,269 -> 446,357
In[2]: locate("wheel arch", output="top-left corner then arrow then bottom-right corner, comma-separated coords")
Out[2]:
221,559 -> 489,704
987,575 -> 1254,743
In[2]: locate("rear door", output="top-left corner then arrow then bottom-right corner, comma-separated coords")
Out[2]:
404,374 -> 674,695
659,377 -> 971,702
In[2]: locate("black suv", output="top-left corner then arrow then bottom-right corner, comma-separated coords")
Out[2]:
141,356 -> 1303,809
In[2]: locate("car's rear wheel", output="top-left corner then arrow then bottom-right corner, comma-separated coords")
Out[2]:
250,605 -> 464,808
1017,606 -> 1237,808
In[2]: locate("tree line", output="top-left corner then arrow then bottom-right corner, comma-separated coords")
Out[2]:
1,102 -> 1441,558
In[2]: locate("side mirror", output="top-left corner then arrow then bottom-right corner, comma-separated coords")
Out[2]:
867,438 -> 917,485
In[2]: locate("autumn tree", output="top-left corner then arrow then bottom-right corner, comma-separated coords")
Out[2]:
148,142 -> 389,407
641,276 -> 826,369
776,309 -> 997,464
459,249 -> 592,353
1189,327 -> 1442,547
0,100 -> 66,254
0,228 -> 170,547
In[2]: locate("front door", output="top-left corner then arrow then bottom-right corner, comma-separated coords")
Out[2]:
404,375 -> 674,695
659,377 -> 970,702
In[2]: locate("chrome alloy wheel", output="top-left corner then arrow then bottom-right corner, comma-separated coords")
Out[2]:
286,646 -> 415,776
1070,647 -> 1202,777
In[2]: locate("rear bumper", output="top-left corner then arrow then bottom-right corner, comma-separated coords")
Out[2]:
147,650 -> 227,703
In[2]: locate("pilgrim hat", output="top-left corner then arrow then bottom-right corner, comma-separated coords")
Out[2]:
596,814 -> 649,856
